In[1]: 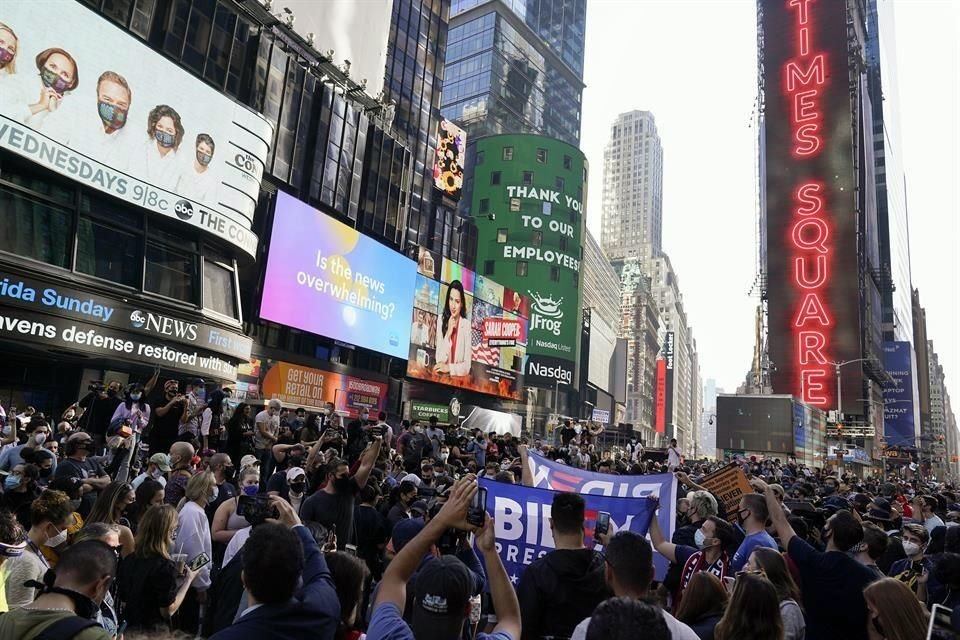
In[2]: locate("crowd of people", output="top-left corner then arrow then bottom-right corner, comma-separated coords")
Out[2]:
0,380 -> 957,640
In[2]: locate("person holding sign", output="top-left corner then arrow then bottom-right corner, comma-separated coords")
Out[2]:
434,280 -> 471,378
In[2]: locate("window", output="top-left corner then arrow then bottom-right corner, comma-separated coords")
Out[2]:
0,188 -> 72,269
522,171 -> 533,185
203,256 -> 239,319
490,171 -> 501,185
510,198 -> 521,212
536,148 -> 547,163
502,146 -> 513,160
477,151 -> 485,165
570,210 -> 577,223
555,177 -> 565,192
77,215 -> 142,287
479,198 -> 490,213
516,261 -> 528,277
560,237 -> 567,251
532,231 -> 542,246
146,242 -> 196,302
496,228 -> 508,243
484,260 -> 495,275
550,267 -> 560,282
542,201 -> 552,215
563,155 -> 572,170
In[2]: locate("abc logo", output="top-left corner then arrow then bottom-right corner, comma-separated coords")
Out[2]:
130,310 -> 146,328
174,199 -> 194,220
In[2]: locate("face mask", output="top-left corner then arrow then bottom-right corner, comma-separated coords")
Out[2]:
694,528 -> 711,550
440,451 -> 450,462
130,393 -> 142,401
47,525 -> 68,548
39,467 -> 52,478
414,426 -> 424,434
290,481 -> 306,494
155,130 -> 176,148
4,475 -> 21,490
210,486 -> 219,502
243,484 -> 259,497
106,388 -> 118,397
196,151 -> 213,166
41,67 -> 71,94
333,476 -> 352,493
97,101 -> 127,130
0,47 -> 14,68
34,432 -> 47,445
902,541 -> 921,557
737,509 -> 749,526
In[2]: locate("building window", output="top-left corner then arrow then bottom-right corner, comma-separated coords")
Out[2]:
550,267 -> 560,281
536,148 -> 547,163
532,231 -> 542,246
502,146 -> 513,161
569,210 -> 577,223
203,256 -> 239,319
560,237 -> 567,251
510,198 -> 521,212
484,260 -> 495,275
77,215 -> 142,288
542,201 -> 552,215
476,151 -> 484,165
145,242 -> 196,303
490,171 -> 501,185
479,198 -> 490,213
563,155 -> 572,170
0,189 -> 72,269
496,228 -> 508,243
516,261 -> 528,277
555,176 -> 565,192
522,171 -> 533,185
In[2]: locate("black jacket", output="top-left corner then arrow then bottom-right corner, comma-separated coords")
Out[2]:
517,548 -> 611,640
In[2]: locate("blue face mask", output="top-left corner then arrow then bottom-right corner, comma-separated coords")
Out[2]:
243,484 -> 259,497
155,130 -> 176,148
130,393 -> 142,401
4,475 -> 21,491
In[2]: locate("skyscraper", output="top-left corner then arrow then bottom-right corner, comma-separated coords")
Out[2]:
441,0 -> 587,146
600,110 -> 664,271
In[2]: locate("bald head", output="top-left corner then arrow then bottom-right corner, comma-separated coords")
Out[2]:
170,442 -> 195,467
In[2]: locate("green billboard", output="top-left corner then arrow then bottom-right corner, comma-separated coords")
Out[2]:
470,134 -> 585,389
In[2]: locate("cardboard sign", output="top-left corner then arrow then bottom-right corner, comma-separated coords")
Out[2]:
699,464 -> 754,523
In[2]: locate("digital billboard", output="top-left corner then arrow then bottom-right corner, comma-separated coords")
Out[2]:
433,119 -> 466,201
0,1 -> 272,257
882,341 -> 916,447
762,0 -> 862,413
406,248 -> 528,400
716,395 -> 795,454
471,135 -> 585,389
260,192 -> 416,358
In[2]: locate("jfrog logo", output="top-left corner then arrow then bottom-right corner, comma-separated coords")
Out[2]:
129,310 -> 146,328
528,291 -> 563,336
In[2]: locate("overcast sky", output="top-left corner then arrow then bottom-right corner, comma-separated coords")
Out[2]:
580,0 -> 960,409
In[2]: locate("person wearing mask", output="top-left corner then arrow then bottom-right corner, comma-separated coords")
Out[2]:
176,379 -> 205,447
730,492 -> 777,571
205,453 -> 236,522
0,508 -> 26,614
570,530 -> 698,640
674,572 -> 728,640
117,504 -> 200,632
855,522 -> 890,579
254,399 -> 282,483
713,572 -> 783,640
78,381 -> 124,456
467,431 -> 487,469
425,416 -> 446,457
209,496 -> 339,639
887,523 -> 933,594
163,441 -> 195,506
387,480 -> 418,528
912,494 -> 945,533
753,477 -> 877,640
354,483 -> 388,580
2,462 -> 41,528
746,547 -> 806,640
108,383 -> 151,435
149,379 -> 187,457
131,453 -> 171,490
73,70 -> 134,172
226,402 -> 256,466
4,489 -> 74,608
20,46 -> 78,136
54,433 -> 110,518
130,104 -> 185,191
0,539 -> 117,640
300,437 -> 382,551
178,133 -> 217,202
127,478 -> 165,533
368,477 -> 520,640
519,492 -> 610,640
212,466 -> 261,553
84,481 -> 136,557
863,578 -> 929,640
667,438 -> 682,471
0,418 -> 56,475
173,472 -> 216,633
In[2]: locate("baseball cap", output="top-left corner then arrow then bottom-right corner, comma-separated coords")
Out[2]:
149,453 -> 172,472
411,556 -> 473,640
390,518 -> 425,553
240,454 -> 260,469
410,500 -> 428,518
286,467 -> 306,482
401,473 -> 422,488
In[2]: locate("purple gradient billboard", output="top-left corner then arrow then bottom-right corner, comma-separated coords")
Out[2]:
260,192 -> 416,357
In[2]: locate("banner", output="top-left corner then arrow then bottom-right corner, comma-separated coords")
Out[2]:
0,1 -> 272,257
699,464 -> 753,523
882,341 -> 916,447
254,358 -> 387,418
433,119 -> 466,201
481,479 -> 656,584
523,451 -> 676,577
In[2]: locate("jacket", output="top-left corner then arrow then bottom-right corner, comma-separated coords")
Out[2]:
209,525 -> 340,640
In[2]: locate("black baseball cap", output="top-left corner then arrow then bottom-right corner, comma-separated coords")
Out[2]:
411,556 -> 473,640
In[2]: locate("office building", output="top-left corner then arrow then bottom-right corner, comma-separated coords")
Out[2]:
619,258 -> 661,444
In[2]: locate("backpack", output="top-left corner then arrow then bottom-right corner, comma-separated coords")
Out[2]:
34,615 -> 100,640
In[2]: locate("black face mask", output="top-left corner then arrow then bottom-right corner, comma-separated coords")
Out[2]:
333,476 -> 352,493
288,456 -> 304,468
289,482 -> 306,494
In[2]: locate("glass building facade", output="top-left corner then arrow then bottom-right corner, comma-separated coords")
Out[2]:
442,0 -> 586,146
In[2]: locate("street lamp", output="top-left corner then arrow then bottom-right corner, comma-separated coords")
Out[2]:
832,358 -> 874,425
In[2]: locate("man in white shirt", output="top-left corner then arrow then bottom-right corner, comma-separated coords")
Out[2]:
667,438 -> 682,471
71,71 -> 136,173
570,531 -> 698,640
254,400 -> 282,482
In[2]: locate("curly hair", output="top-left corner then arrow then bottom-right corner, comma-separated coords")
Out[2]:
146,104 -> 185,150
0,508 -> 25,546
29,489 -> 73,528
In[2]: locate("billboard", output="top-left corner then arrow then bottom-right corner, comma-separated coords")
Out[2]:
433,119 -> 466,201
406,248 -> 528,400
654,359 -> 667,433
716,395 -> 795,454
882,341 -> 916,447
0,1 -> 272,258
471,135 -> 585,388
260,192 -> 416,358
761,0 -> 862,413
664,331 -> 675,429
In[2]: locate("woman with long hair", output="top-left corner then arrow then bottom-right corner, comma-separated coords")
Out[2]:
117,505 -> 199,632
127,478 -> 166,533
325,550 -> 371,640
85,480 -> 136,556
714,572 -> 784,640
226,402 -> 255,465
173,472 -> 216,633
675,572 -> 729,640
433,280 -> 471,377
748,548 -> 805,640
863,578 -> 928,640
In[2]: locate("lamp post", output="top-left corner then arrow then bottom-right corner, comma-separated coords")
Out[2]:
830,359 -> 872,475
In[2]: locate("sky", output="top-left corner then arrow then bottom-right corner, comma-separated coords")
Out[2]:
580,0 -> 960,408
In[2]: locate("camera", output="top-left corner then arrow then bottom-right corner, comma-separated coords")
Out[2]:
237,494 -> 278,526
88,381 -> 105,392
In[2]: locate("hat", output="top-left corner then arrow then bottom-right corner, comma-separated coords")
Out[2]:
286,467 -> 306,482
411,556 -> 474,640
240,454 -> 260,469
823,496 -> 849,512
401,473 -> 423,488
410,500 -> 428,517
391,518 -> 425,552
867,497 -> 894,521
149,453 -> 172,472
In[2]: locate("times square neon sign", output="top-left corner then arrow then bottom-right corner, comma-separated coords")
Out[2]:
785,0 -> 832,407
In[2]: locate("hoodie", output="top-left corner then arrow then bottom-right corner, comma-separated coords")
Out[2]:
517,548 -> 611,640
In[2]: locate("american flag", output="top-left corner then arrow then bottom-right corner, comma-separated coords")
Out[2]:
471,301 -> 501,366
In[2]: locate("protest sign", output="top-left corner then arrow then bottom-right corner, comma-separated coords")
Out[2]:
699,464 -> 754,523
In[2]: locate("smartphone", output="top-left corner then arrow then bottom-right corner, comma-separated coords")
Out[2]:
344,544 -> 358,556
927,603 -> 954,639
722,576 -> 736,593
595,511 -> 611,539
467,486 -> 487,528
189,552 -> 211,572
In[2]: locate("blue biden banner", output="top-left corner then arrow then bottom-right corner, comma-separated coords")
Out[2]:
481,479 -> 658,586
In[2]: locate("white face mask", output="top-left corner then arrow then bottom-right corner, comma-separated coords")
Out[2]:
902,541 -> 922,557
34,432 -> 47,445
440,451 -> 450,462
210,486 -> 219,502
47,525 -> 68,548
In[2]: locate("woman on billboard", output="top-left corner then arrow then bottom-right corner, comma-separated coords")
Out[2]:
434,280 -> 472,378
178,133 -> 216,202
132,104 -> 185,191
22,47 -> 79,139
0,23 -> 22,116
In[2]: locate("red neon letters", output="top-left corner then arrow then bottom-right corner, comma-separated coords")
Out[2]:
785,0 -> 833,407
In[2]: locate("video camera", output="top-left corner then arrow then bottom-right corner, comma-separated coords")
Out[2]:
237,494 -> 279,526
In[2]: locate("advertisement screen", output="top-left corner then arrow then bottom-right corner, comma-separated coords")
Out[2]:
716,396 -> 795,454
0,1 -> 272,257
882,341 -> 916,447
432,119 -> 466,201
260,192 -> 416,358
406,248 -> 528,400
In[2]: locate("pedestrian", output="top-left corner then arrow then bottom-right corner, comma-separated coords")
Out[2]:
887,523 -> 933,594
746,547 -> 805,640
4,489 -> 73,608
254,399 -> 282,482
714,572 -> 783,640
731,492 -> 777,571
863,578 -> 929,640
674,572 -> 728,640
586,597 -> 672,640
